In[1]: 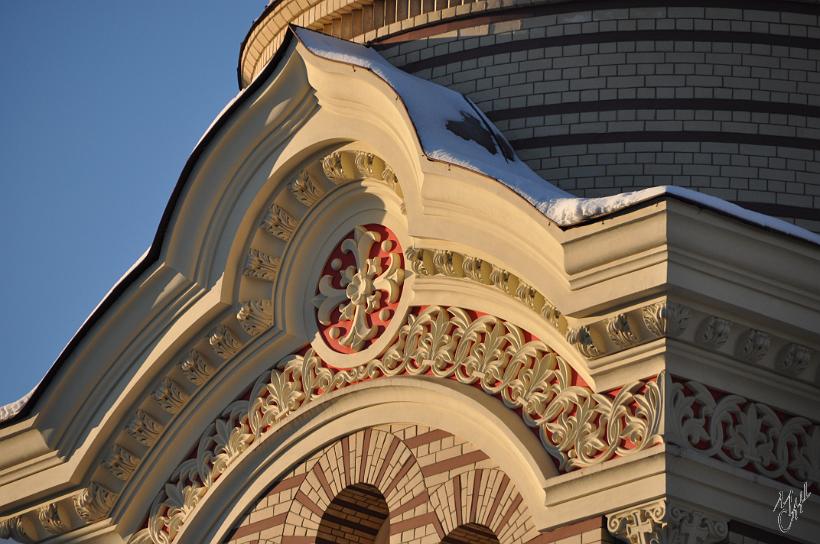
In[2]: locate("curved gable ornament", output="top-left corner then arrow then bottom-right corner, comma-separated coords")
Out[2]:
142,303 -> 663,543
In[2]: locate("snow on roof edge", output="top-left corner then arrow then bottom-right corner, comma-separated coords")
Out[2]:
6,27 -> 818,423
292,27 -> 820,246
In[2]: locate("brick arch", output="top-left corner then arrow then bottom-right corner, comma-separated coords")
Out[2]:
222,424 -> 545,544
317,483 -> 390,544
428,468 -> 538,544
281,428 -> 428,543
443,523 -> 500,544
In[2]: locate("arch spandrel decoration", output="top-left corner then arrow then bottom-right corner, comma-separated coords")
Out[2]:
0,142 -> 665,544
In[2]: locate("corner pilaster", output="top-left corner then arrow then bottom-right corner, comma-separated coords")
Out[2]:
606,500 -> 729,544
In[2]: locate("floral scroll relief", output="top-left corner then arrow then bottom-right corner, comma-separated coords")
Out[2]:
146,305 -> 663,544
312,225 -> 404,351
607,499 -> 666,544
668,378 -> 820,488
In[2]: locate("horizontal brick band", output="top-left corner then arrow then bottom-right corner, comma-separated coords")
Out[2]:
510,130 -> 820,150
373,0 -> 820,46
486,99 -> 820,122
392,30 -> 820,73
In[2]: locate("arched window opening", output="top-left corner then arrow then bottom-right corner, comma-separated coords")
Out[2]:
317,483 -> 390,544
442,523 -> 500,544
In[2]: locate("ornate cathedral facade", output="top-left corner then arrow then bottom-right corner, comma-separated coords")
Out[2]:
1,2 -> 818,543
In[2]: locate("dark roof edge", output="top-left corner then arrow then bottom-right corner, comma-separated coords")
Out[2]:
238,1 -> 282,89
1,30 -> 298,428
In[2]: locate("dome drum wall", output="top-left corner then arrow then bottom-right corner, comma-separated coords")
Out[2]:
242,1 -> 820,232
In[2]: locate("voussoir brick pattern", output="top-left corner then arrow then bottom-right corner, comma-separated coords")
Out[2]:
222,424 -> 542,544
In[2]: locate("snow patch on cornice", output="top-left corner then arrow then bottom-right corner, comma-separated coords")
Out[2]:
294,26 -> 820,245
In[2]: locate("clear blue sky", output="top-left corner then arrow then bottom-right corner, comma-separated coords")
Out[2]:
0,1 -> 267,407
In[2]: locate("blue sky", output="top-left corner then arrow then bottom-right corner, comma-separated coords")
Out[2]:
0,1 -> 266,407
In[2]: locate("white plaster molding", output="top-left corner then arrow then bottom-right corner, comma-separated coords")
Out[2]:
668,377 -> 820,488
144,304 -> 663,543
607,499 -> 666,544
606,500 -> 729,544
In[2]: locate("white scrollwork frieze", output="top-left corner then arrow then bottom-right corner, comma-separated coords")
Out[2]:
669,378 -> 820,488
145,305 -> 663,544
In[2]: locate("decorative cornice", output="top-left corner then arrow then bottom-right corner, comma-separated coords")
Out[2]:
641,302 -> 690,339
126,410 -> 162,447
668,377 -> 820,489
178,350 -> 211,386
668,504 -> 728,544
0,150 -> 409,543
36,504 -> 63,536
236,300 -> 273,337
143,304 -> 662,543
0,516 -> 34,544
243,248 -> 280,281
103,444 -> 140,481
405,247 -> 819,383
289,170 -> 324,207
607,499 -> 666,544
606,500 -> 728,544
73,482 -> 115,524
260,203 -> 297,242
151,378 -> 187,415
208,325 -> 241,359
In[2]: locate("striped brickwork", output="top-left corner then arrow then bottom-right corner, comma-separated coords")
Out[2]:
370,3 -> 820,231
222,424 -> 551,544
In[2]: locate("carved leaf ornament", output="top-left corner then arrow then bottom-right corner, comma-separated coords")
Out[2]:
669,379 -> 820,488
312,224 -> 405,352
146,305 -> 663,543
